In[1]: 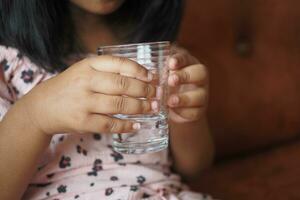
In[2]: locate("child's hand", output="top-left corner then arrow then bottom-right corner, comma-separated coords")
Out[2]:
22,56 -> 156,135
167,46 -> 208,123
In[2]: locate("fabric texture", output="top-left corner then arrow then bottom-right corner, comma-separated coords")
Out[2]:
0,45 -> 214,200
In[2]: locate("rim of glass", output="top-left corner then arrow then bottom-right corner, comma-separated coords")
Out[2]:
97,41 -> 170,50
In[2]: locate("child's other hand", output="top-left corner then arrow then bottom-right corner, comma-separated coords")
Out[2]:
167,46 -> 208,123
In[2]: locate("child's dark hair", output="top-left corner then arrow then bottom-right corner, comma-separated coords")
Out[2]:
0,0 -> 184,72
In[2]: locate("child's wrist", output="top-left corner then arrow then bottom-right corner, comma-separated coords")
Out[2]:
4,97 -> 51,140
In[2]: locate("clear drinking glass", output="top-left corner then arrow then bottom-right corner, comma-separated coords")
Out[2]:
97,41 -> 170,154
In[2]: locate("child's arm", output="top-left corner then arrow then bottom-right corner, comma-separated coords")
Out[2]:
167,46 -> 214,181
0,101 -> 51,200
170,118 -> 214,181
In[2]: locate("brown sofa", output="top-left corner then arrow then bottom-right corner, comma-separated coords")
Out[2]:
178,1 -> 300,199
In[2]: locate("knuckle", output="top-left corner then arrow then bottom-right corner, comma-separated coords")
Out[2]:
129,63 -> 145,76
128,99 -> 142,114
131,99 -> 148,113
181,71 -> 191,82
142,83 -> 151,97
69,73 -> 89,88
135,100 -> 144,113
115,75 -> 129,91
112,56 -> 127,66
103,118 -> 119,133
141,101 -> 151,113
113,96 -> 127,113
83,57 -> 96,68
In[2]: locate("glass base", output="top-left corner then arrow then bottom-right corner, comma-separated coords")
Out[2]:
113,137 -> 168,154
112,112 -> 169,154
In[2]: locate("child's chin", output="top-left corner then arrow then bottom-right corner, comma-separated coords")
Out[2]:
71,0 -> 125,15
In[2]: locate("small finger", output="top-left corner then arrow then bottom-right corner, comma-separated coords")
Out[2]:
85,55 -> 153,82
168,64 -> 208,86
168,88 -> 206,108
172,107 -> 203,121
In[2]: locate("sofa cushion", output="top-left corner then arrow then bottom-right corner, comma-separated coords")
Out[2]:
178,0 -> 300,157
191,141 -> 300,199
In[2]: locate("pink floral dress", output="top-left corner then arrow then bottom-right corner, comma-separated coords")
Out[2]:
0,45 -> 214,200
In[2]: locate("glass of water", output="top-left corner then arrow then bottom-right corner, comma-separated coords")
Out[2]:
97,41 -> 170,154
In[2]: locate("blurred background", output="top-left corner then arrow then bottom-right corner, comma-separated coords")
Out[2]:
178,0 -> 300,199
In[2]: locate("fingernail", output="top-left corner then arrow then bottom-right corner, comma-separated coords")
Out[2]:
169,58 -> 177,68
172,96 -> 180,105
133,123 -> 141,130
151,101 -> 159,111
147,72 -> 153,81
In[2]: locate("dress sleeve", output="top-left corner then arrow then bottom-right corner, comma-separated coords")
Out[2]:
0,46 -> 19,121
0,69 -> 15,121
0,45 -> 53,121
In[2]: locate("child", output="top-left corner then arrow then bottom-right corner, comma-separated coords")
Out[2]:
0,0 -> 215,199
